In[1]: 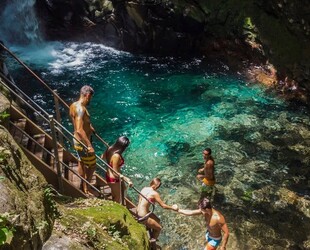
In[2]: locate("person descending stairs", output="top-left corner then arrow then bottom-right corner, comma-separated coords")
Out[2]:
0,42 -> 164,249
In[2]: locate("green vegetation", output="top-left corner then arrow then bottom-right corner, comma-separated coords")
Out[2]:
56,199 -> 149,250
43,186 -> 60,219
0,214 -> 14,246
241,189 -> 253,202
0,111 -> 9,121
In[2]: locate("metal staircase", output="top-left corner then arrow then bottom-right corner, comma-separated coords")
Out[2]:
9,105 -> 99,198
0,43 -> 159,249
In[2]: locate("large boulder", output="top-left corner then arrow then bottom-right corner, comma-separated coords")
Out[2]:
43,199 -> 149,250
0,125 -> 54,249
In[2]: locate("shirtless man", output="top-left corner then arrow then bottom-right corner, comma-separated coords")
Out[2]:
178,197 -> 229,250
69,85 -> 96,195
196,148 -> 215,201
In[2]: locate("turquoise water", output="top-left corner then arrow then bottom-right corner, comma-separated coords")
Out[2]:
6,42 -> 310,249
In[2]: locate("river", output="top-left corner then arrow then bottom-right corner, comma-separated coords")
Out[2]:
3,41 -> 309,250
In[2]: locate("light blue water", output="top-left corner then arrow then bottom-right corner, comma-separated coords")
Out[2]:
6,42 -> 310,250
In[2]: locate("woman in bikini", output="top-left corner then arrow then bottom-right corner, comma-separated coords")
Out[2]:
136,178 -> 178,241
101,136 -> 132,203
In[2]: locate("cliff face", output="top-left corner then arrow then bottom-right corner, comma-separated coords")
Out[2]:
0,124 -> 54,249
34,0 -> 310,104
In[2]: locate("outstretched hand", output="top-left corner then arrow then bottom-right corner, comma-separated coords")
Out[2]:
128,180 -> 134,187
172,204 -> 179,211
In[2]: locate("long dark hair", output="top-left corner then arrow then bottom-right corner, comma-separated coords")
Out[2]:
106,136 -> 130,162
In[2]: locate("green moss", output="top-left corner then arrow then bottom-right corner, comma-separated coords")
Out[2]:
243,17 -> 255,30
241,189 -> 253,202
57,200 -> 149,250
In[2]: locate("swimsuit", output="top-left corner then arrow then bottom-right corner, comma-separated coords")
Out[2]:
148,197 -> 155,203
201,178 -> 216,201
205,232 -> 222,248
105,174 -> 120,183
74,142 -> 96,168
106,153 -> 124,183
203,178 -> 215,186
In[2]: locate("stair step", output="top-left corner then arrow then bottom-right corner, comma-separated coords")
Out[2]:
28,134 -> 46,160
68,161 -> 81,189
10,118 -> 28,146
50,148 -> 63,169
90,174 -> 97,185
129,207 -> 137,214
149,239 -> 157,250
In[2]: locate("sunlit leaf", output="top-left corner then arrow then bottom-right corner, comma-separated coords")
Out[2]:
5,229 -> 13,244
0,228 -> 7,245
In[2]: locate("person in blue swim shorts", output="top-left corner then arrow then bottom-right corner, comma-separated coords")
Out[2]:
177,197 -> 229,250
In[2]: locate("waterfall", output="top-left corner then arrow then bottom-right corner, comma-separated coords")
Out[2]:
0,0 -> 41,46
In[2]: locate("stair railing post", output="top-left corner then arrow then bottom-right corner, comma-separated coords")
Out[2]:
49,115 -> 64,194
120,179 -> 125,205
53,90 -> 64,145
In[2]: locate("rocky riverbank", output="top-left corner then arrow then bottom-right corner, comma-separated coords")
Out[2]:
33,0 -> 310,106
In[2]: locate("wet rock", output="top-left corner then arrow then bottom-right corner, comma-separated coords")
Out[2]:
42,234 -> 87,250
189,84 -> 208,96
276,188 -> 310,218
47,199 -> 149,250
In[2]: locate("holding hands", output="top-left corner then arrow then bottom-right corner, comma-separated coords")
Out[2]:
172,204 -> 179,211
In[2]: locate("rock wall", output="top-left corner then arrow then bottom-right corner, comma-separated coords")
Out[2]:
43,199 -> 149,250
0,124 -> 54,249
0,86 -> 54,248
33,0 -> 310,105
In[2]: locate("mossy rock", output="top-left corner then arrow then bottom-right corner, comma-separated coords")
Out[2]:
46,199 -> 149,250
0,125 -> 54,249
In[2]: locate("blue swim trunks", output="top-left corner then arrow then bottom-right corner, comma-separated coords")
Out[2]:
205,232 -> 222,247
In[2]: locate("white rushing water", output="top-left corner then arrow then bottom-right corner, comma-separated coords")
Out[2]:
0,0 -> 41,45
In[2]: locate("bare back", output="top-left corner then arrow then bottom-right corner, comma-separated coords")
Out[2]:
137,187 -> 157,217
204,209 -> 225,238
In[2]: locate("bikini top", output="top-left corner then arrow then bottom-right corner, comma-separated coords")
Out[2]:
104,151 -> 125,168
110,153 -> 124,168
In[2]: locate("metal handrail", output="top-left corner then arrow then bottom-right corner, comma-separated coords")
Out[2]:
0,45 -> 156,213
53,119 -> 156,210
0,72 -> 50,123
0,42 -> 109,147
9,120 -> 103,196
